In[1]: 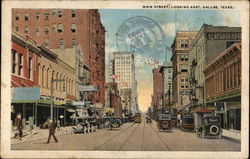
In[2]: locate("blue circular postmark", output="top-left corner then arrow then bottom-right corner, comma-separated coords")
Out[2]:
116,16 -> 166,59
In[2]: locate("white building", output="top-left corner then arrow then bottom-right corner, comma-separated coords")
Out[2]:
108,52 -> 139,114
163,61 -> 173,95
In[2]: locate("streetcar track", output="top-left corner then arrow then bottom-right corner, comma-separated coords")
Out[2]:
148,123 -> 171,151
94,123 -> 136,150
118,123 -> 140,151
141,119 -> 146,151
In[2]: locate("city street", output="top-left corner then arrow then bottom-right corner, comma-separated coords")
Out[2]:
12,117 -> 240,151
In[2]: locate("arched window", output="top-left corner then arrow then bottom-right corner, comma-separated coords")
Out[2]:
51,70 -> 55,89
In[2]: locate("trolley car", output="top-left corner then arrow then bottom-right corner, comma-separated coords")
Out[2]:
157,114 -> 172,132
134,113 -> 142,123
180,114 -> 195,130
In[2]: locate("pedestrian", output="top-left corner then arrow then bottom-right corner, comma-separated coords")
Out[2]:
57,120 -> 60,131
46,118 -> 58,144
14,113 -> 23,140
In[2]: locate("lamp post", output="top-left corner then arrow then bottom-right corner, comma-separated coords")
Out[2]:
50,78 -> 65,120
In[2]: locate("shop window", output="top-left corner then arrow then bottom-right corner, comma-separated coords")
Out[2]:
71,24 -> 77,33
35,13 -> 40,20
18,54 -> 24,76
58,24 -> 63,33
71,10 -> 76,18
28,57 -> 33,80
44,13 -> 49,20
44,27 -> 49,35
228,108 -> 241,130
24,12 -> 29,21
59,39 -> 64,49
15,13 -> 19,21
58,10 -> 63,17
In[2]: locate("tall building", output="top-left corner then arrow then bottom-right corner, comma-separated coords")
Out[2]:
189,24 -> 241,109
12,9 -> 106,105
171,31 -> 197,111
108,52 -> 139,114
162,61 -> 173,107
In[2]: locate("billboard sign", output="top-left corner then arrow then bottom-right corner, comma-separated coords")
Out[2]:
79,85 -> 98,92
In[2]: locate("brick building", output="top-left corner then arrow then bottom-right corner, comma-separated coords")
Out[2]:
12,9 -> 105,106
106,82 -> 122,117
170,31 -> 197,111
189,24 -> 241,109
204,43 -> 241,131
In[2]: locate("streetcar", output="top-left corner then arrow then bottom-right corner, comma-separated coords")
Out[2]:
157,114 -> 172,132
134,113 -> 142,123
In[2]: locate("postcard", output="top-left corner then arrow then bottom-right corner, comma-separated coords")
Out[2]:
1,0 -> 249,158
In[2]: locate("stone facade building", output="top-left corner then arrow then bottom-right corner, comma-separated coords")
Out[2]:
189,24 -> 241,109
170,31 -> 197,110
204,43 -> 241,131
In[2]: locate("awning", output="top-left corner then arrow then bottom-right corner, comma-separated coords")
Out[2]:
67,109 -> 75,113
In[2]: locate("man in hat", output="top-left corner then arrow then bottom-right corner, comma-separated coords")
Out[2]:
14,113 -> 23,139
46,118 -> 58,144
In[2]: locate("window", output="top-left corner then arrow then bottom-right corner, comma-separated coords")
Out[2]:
35,27 -> 40,35
59,39 -> 64,49
15,13 -> 19,21
44,13 -> 49,20
185,78 -> 189,82
184,55 -> 188,61
71,24 -> 77,33
52,10 -> 57,16
24,26 -> 29,34
180,55 -> 185,61
52,24 -> 57,32
168,69 -> 172,73
35,13 -> 40,20
181,84 -> 185,88
185,83 -> 189,88
28,57 -> 33,79
181,77 -> 185,82
71,10 -> 76,18
44,40 -> 49,48
181,65 -> 188,72
18,54 -> 23,76
44,27 -> 49,35
180,40 -> 188,48
58,10 -> 63,17
58,24 -> 63,33
11,50 -> 18,74
72,38 -> 77,48
15,27 -> 19,32
24,12 -> 29,21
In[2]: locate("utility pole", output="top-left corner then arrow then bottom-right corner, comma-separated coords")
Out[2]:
168,83 -> 171,113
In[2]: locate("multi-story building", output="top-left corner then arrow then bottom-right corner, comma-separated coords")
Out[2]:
189,24 -> 241,109
171,31 -> 197,111
12,9 -> 105,106
204,43 -> 241,131
151,66 -> 164,113
11,31 -> 40,124
162,61 -> 173,105
108,52 -> 139,114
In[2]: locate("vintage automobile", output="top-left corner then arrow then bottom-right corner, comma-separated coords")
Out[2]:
146,116 -> 152,123
180,114 -> 195,131
108,117 -> 122,130
157,114 -> 172,132
72,116 -> 96,133
196,115 -> 222,139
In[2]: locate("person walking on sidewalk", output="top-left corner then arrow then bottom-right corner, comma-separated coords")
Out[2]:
14,113 -> 23,140
46,118 -> 58,144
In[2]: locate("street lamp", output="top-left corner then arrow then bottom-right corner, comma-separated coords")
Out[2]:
50,78 -> 65,120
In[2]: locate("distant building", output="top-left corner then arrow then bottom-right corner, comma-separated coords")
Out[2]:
189,24 -> 241,109
108,52 -> 139,114
170,31 -> 197,111
204,43 -> 241,131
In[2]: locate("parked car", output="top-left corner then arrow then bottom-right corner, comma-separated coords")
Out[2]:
180,114 -> 195,131
108,117 -> 121,130
157,114 -> 172,132
72,116 -> 96,133
196,115 -> 222,139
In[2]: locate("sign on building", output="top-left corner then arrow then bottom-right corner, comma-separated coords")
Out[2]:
79,85 -> 98,92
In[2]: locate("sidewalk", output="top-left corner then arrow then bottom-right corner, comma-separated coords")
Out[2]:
222,129 -> 241,143
11,126 -> 74,145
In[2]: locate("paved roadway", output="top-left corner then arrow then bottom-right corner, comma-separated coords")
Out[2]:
12,117 -> 240,151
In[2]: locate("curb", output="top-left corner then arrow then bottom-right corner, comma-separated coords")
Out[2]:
222,135 -> 241,144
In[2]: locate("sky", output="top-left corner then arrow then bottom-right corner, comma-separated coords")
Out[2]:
99,9 -> 240,112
